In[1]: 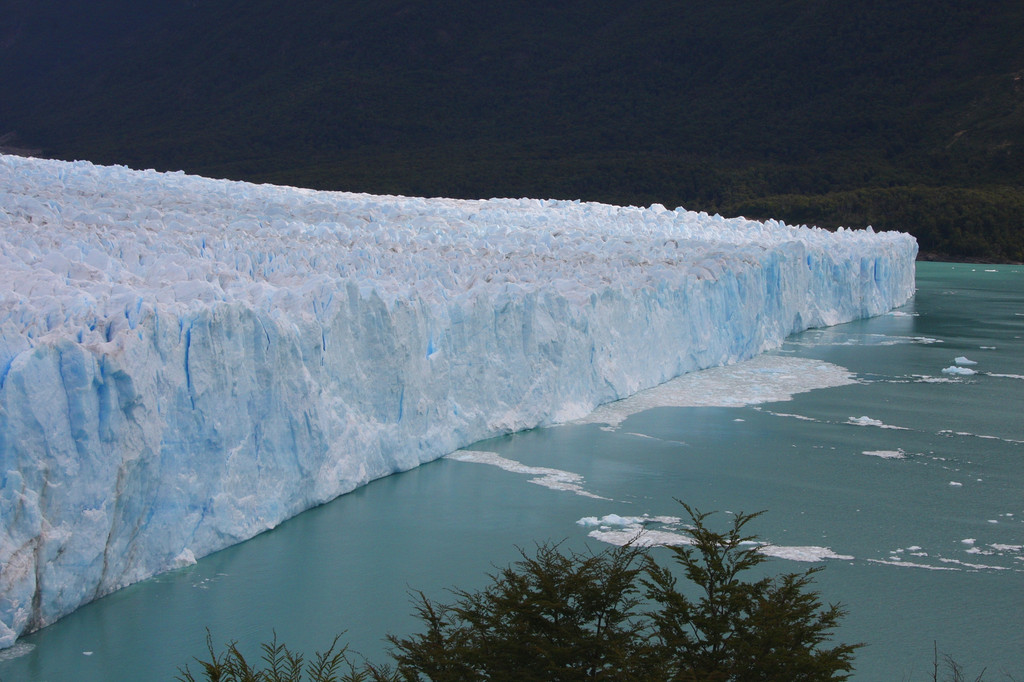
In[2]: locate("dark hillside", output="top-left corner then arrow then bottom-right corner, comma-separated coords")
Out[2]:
2,0 -> 1022,260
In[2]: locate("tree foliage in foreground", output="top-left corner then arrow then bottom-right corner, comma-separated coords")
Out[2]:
642,505 -> 858,681
177,504 -> 861,682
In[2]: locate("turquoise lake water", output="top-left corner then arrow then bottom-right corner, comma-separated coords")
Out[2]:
1,262 -> 1021,681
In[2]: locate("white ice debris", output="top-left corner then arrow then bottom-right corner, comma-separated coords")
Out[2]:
576,514 -> 682,527
862,449 -> 906,459
0,154 -> 917,648
578,354 -> 856,428
446,450 -> 607,499
954,356 -> 978,365
846,416 -> 909,430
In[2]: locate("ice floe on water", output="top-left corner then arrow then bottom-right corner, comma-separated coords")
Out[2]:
938,429 -> 1024,445
862,449 -> 906,459
577,355 -> 856,429
912,375 -> 963,383
576,514 -> 692,547
954,356 -> 978,366
867,558 -> 958,571
587,530 -> 854,562
942,365 -> 976,376
756,545 -> 854,562
587,528 -> 696,548
988,543 -> 1024,553
757,408 -> 823,422
577,514 -> 853,561
938,557 -> 1010,570
846,416 -> 910,430
576,514 -> 682,529
446,450 -> 608,499
788,330 -> 941,347
869,539 -> 1024,572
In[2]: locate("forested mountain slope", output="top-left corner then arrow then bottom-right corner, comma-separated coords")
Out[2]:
3,0 -> 1023,260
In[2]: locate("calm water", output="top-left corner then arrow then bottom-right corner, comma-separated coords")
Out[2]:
2,262 -> 1021,681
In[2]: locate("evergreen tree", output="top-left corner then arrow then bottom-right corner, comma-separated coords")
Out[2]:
177,505 -> 862,681
643,504 -> 860,681
387,542 -> 656,681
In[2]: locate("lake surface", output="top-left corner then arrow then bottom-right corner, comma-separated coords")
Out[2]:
1,262 -> 1021,681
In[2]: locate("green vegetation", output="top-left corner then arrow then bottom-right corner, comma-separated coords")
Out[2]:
177,505 -> 861,681
3,1 -> 1023,261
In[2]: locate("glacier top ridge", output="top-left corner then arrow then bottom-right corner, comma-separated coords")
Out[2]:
1,154 -> 913,348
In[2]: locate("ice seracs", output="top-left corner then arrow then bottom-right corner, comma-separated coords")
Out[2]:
0,154 -> 917,648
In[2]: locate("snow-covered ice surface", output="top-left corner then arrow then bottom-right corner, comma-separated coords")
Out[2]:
0,154 -> 917,647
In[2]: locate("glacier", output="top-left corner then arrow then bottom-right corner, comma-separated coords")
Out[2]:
0,153 -> 917,648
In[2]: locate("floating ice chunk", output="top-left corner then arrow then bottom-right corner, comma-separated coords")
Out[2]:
862,449 -> 906,459
763,409 -> 821,422
938,429 -> 1024,445
954,356 -> 978,365
941,366 -> 976,375
990,544 -> 1023,552
949,481 -> 963,487
789,331 -> 941,347
576,514 -> 681,527
866,557 -> 957,571
914,375 -> 960,383
586,528 -> 695,547
756,545 -> 854,562
938,558 -> 1008,570
962,538 -> 976,545
447,451 -> 608,499
846,416 -> 909,430
624,432 -> 660,440
585,526 -> 854,562
580,356 -> 856,428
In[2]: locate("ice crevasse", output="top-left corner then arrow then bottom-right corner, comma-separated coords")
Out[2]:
0,154 -> 918,647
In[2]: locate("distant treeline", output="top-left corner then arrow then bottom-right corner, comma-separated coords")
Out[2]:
724,186 -> 1024,263
2,0 -> 1023,262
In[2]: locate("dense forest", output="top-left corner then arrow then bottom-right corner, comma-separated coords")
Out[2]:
2,0 -> 1023,261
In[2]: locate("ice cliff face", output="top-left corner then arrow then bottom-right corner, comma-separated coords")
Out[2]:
0,154 -> 917,647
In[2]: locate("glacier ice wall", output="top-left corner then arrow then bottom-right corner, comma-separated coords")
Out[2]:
0,154 -> 917,647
